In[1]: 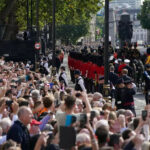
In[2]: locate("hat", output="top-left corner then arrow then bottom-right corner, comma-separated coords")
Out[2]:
99,76 -> 104,80
74,69 -> 81,75
117,78 -> 124,84
124,59 -> 130,63
30,119 -> 42,126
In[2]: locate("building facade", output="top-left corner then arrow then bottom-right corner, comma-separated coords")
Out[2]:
110,0 -> 141,9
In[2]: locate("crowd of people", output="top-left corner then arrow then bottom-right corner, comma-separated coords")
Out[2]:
0,44 -> 149,150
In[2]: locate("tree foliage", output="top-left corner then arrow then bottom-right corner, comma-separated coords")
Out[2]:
138,0 -> 150,29
96,15 -> 104,39
56,23 -> 89,44
0,0 -> 102,41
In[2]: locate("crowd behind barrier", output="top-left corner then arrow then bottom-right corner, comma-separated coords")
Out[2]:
0,45 -> 149,150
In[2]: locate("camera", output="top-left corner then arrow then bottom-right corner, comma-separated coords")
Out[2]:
100,111 -> 105,116
142,110 -> 147,121
80,113 -> 87,128
65,115 -> 77,126
47,131 -> 53,139
90,111 -> 96,122
6,100 -> 13,107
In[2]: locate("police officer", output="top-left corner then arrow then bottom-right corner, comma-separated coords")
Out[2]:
59,66 -> 68,88
124,79 -> 136,116
114,78 -> 126,110
74,69 -> 86,92
143,64 -> 150,104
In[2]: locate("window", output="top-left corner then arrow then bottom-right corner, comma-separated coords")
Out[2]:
140,34 -> 143,40
136,34 -> 139,40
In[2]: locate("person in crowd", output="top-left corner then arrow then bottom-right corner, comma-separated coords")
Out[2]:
115,78 -> 126,110
143,64 -> 150,104
59,66 -> 68,89
0,46 -> 149,150
109,65 -> 119,87
121,69 -> 131,82
7,106 -> 33,150
123,59 -> 133,77
74,69 -> 86,92
124,80 -> 136,116
97,76 -> 104,94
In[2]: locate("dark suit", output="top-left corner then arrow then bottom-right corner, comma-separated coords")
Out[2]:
109,71 -> 119,86
121,75 -> 131,82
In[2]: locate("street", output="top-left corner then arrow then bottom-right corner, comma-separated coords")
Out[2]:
62,53 -> 146,116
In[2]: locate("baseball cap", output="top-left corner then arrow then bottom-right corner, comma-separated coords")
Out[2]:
30,119 -> 42,126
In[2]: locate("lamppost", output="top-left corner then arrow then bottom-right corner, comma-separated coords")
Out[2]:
103,0 -> 110,99
31,0 -> 33,34
34,0 -> 39,71
52,0 -> 56,76
36,0 -> 39,42
26,0 -> 29,30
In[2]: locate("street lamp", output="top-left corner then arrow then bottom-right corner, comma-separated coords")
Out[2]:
36,0 -> 39,42
52,0 -> 56,76
26,0 -> 29,30
103,0 -> 110,98
31,0 -> 33,33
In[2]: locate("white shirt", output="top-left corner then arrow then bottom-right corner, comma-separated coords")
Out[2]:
61,72 -> 68,86
78,77 -> 86,92
44,62 -> 49,72
0,135 -> 6,145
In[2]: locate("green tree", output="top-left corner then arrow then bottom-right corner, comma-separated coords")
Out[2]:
56,23 -> 89,45
0,0 -> 102,41
138,0 -> 150,29
96,15 -> 104,39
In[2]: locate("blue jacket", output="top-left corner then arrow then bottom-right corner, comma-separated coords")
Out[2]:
7,120 -> 30,150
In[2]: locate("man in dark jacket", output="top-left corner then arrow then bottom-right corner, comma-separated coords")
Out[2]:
124,80 -> 136,116
143,64 -> 150,104
7,106 -> 33,150
115,78 -> 126,110
109,65 -> 119,86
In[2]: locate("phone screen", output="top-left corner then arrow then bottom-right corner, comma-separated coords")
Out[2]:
142,110 -> 147,121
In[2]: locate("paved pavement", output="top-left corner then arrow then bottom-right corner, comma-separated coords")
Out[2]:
62,54 -> 146,116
